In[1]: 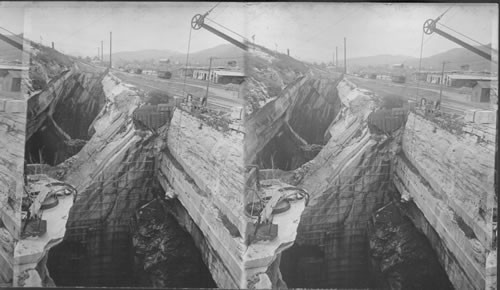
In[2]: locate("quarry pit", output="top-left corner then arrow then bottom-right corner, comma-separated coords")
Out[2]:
0,38 -> 496,290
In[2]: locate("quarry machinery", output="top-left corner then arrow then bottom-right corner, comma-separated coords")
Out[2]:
191,13 -> 249,51
190,10 -> 247,112
424,14 -> 499,248
423,16 -> 495,62
245,165 -> 309,245
0,31 -> 23,51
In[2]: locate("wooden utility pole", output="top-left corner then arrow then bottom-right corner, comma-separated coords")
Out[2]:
109,32 -> 112,68
344,37 -> 347,74
336,46 -> 338,67
101,40 -> 103,61
438,61 -> 448,105
203,57 -> 213,107
51,42 -> 54,49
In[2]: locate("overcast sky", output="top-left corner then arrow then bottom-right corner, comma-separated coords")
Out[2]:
0,2 -> 497,62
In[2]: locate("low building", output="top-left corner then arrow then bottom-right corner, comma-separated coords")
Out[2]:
212,70 -> 245,84
180,67 -> 195,77
471,81 -> 492,103
0,64 -> 27,98
413,71 -> 429,82
427,73 -> 444,84
376,74 -> 391,81
142,70 -> 157,75
426,71 -> 461,85
445,74 -> 496,88
192,68 -> 245,84
193,67 -> 210,80
491,83 -> 498,105
413,70 -> 441,82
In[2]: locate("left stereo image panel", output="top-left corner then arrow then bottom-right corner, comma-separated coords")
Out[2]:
0,2 -> 248,288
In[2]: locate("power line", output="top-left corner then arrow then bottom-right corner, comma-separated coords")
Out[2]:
176,25 -> 193,152
210,4 -> 227,21
400,7 -> 458,66
437,6 -> 453,20
206,2 -> 222,15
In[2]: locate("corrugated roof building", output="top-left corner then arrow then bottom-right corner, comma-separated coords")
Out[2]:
213,70 -> 245,84
445,74 -> 497,88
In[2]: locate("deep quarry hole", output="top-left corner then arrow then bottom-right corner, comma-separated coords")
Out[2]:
25,72 -> 106,166
31,74 -> 216,287
254,83 -> 454,288
46,194 -> 217,287
256,78 -> 342,171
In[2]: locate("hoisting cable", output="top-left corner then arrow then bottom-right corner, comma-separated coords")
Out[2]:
438,22 -> 488,48
176,25 -> 193,153
206,2 -> 221,15
176,2 -> 222,148
205,17 -> 248,42
411,29 -> 426,148
435,6 -> 452,21
0,26 -> 25,43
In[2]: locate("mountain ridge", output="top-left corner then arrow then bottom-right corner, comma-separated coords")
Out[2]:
346,43 -> 495,72
113,44 -> 244,66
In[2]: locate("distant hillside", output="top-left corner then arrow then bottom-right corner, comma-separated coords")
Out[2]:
406,44 -> 496,71
347,54 -> 417,69
0,34 -> 24,63
113,49 -> 182,65
184,44 -> 244,65
348,44 -> 496,72
112,44 -> 244,67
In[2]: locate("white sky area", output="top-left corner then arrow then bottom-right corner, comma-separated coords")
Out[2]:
0,2 -> 498,62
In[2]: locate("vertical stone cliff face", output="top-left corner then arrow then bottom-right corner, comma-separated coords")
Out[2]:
131,199 -> 217,288
368,202 -> 454,290
245,75 -> 309,166
266,78 -> 453,289
156,109 -> 245,289
13,65 -> 111,287
0,72 -> 27,286
280,80 -> 395,288
287,77 -> 343,145
0,99 -> 25,250
249,72 -> 343,171
393,112 -> 497,290
25,63 -> 107,165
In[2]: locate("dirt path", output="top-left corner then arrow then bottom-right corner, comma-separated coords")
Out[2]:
114,71 -> 243,111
